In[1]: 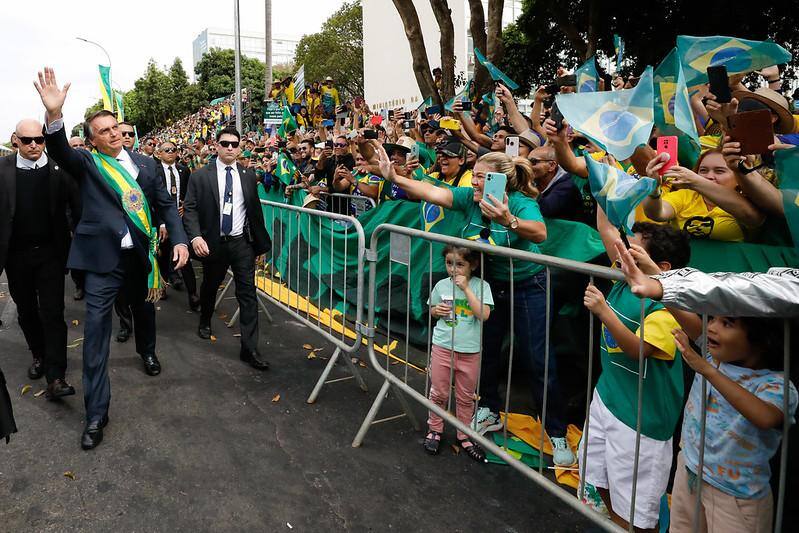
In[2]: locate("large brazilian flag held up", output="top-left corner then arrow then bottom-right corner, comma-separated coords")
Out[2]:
575,56 -> 599,93
654,48 -> 700,166
556,66 -> 654,161
677,35 -> 792,87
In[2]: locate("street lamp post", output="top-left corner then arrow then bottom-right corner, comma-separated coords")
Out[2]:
265,0 -> 272,100
233,0 -> 243,133
76,36 -> 112,95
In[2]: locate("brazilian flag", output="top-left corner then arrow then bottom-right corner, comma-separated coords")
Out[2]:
556,66 -> 654,161
677,35 -> 792,87
277,107 -> 298,139
98,65 -> 113,112
654,48 -> 700,167
274,152 -> 299,186
575,56 -> 599,93
585,154 -> 657,232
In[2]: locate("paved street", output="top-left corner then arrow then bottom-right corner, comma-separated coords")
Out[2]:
0,272 -> 593,532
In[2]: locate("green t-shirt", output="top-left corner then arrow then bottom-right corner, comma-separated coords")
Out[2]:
416,141 -> 437,170
450,187 -> 545,281
428,276 -> 494,353
595,281 -> 684,441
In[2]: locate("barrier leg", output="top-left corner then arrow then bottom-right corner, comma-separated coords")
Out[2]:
352,377 -> 420,448
226,307 -> 240,328
307,347 -> 369,404
257,291 -> 274,324
214,272 -> 234,310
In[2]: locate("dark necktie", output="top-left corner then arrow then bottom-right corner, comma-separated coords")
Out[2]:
168,166 -> 178,202
221,166 -> 233,235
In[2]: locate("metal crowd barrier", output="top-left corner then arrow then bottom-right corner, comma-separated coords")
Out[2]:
315,191 -> 377,218
348,223 -> 793,533
215,268 -> 275,327
258,198 -> 369,404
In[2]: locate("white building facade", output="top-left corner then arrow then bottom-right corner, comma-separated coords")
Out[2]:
363,0 -> 522,111
192,28 -> 299,71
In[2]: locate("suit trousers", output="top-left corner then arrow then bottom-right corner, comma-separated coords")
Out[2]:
82,250 -> 156,422
199,237 -> 258,352
5,244 -> 67,383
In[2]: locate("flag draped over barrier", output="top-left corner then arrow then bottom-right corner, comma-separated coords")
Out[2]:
676,35 -> 792,87
556,66 -> 654,161
98,64 -> 113,112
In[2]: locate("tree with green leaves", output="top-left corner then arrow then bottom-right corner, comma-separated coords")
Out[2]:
293,0 -> 363,98
501,0 -> 799,96
194,48 -> 267,105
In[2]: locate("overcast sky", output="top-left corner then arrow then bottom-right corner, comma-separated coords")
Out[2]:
1,0 -> 345,139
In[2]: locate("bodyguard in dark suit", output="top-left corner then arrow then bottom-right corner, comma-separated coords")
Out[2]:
154,141 -> 200,311
0,119 -> 79,399
36,67 -> 189,450
183,127 -> 271,370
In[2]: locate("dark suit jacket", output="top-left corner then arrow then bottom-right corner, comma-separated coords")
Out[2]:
154,161 -> 191,204
0,153 -> 80,273
182,162 -> 270,260
44,125 -> 188,274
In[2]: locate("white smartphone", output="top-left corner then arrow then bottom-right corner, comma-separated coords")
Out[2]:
505,136 -> 520,157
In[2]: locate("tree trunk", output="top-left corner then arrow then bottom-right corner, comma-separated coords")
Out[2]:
429,0 -> 456,100
486,0 -> 505,63
392,0 -> 442,106
467,0 -> 489,97
585,0 -> 598,59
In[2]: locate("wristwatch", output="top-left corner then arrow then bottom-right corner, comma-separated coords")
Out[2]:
737,160 -> 764,175
508,216 -> 519,230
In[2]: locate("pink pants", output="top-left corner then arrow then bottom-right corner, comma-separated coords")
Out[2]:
427,344 -> 481,441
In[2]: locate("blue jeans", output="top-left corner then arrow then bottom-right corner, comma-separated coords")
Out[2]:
479,271 -> 567,437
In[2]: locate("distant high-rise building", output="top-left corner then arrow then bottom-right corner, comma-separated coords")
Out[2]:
192,28 -> 300,72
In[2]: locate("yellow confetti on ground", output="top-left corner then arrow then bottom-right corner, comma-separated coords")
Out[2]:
271,394 -> 281,403
63,471 -> 76,480
34,390 -> 46,398
20,385 -> 31,397
210,335 -> 217,342
71,319 -> 79,326
302,343 -> 313,350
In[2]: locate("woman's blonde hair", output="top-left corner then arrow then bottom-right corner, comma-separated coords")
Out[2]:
477,151 -> 539,199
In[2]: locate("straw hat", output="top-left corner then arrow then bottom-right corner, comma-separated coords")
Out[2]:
732,87 -> 795,134
302,193 -> 321,209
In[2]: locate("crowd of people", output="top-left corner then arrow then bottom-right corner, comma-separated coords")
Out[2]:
2,38 -> 799,533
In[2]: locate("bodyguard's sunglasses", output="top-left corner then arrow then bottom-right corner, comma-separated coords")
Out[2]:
161,148 -> 177,153
218,140 -> 240,148
18,136 -> 45,145
121,131 -> 136,138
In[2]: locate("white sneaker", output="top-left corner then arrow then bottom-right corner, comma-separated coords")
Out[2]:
471,407 -> 503,435
550,436 -> 576,466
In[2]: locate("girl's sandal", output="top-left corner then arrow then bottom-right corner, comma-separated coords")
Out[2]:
423,431 -> 442,455
459,439 -> 487,463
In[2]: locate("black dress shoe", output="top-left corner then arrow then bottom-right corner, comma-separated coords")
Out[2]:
45,378 -> 76,400
240,349 -> 270,371
198,324 -> 212,339
73,288 -> 85,301
141,354 -> 161,376
28,359 -> 44,380
116,327 -> 130,343
81,416 -> 108,450
189,294 -> 201,313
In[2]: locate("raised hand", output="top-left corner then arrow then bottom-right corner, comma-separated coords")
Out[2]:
34,67 -> 71,120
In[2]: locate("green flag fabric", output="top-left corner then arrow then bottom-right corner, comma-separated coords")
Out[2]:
775,147 -> 799,250
654,48 -> 700,167
274,152 -> 300,186
98,64 -> 113,112
556,66 -> 655,161
676,35 -> 792,87
474,48 -> 519,90
113,90 -> 125,122
277,107 -> 298,139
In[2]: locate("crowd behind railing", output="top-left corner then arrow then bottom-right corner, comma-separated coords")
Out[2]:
111,38 -> 799,533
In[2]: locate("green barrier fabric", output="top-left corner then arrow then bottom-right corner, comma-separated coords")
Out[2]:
259,184 -> 797,343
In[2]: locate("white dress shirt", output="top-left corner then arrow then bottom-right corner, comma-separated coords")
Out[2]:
215,158 -> 247,237
162,162 -> 180,205
114,149 -> 140,249
16,152 -> 48,170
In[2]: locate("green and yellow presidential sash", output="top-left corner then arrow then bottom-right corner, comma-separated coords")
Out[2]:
91,151 -> 162,301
